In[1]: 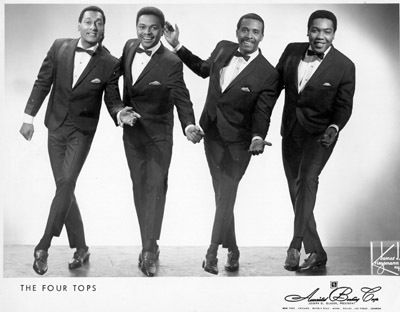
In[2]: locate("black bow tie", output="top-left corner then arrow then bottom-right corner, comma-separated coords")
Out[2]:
75,47 -> 95,56
233,50 -> 250,61
306,49 -> 324,60
136,48 -> 152,56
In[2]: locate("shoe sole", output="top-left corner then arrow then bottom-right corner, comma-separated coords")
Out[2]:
224,265 -> 239,272
284,264 -> 299,271
68,254 -> 90,270
297,261 -> 327,273
33,264 -> 47,275
202,260 -> 218,275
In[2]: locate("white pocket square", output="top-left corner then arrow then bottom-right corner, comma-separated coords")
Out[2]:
241,87 -> 251,92
322,82 -> 332,87
90,78 -> 101,84
149,81 -> 161,86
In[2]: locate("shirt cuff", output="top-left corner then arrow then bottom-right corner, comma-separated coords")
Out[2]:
174,43 -> 183,52
23,114 -> 34,124
252,136 -> 263,142
185,124 -> 195,134
328,124 -> 339,133
117,110 -> 123,127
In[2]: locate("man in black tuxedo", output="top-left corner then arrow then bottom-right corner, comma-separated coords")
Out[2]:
276,10 -> 355,272
119,7 -> 202,277
20,6 -> 134,275
164,13 -> 279,274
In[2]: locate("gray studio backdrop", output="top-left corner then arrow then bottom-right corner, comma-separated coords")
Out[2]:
2,3 -> 399,248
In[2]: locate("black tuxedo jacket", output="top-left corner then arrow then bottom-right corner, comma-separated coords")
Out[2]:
276,42 -> 356,137
24,38 -> 123,132
120,39 -> 195,141
177,40 -> 279,143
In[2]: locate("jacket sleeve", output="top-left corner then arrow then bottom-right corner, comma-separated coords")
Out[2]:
275,43 -> 291,99
176,41 -> 226,78
168,59 -> 196,134
331,61 -> 355,130
24,40 -> 60,116
103,59 -> 125,126
252,68 -> 280,139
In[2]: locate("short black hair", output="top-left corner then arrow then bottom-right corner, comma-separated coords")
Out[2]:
307,10 -> 337,32
78,6 -> 106,24
236,13 -> 264,35
136,6 -> 165,26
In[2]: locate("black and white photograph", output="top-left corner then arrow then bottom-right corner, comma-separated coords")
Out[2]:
1,0 -> 399,311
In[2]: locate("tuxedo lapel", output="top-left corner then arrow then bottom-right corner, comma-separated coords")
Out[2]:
133,44 -> 164,86
223,53 -> 260,93
213,44 -> 238,93
57,39 -> 77,91
73,47 -> 103,89
125,40 -> 141,85
305,46 -> 336,86
290,44 -> 308,90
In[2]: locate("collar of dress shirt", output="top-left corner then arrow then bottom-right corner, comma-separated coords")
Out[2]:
235,48 -> 259,62
306,45 -> 332,60
139,41 -> 162,56
77,38 -> 98,52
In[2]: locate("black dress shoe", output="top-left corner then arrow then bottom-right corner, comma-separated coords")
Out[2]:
224,250 -> 240,272
68,248 -> 90,270
33,249 -> 48,275
138,251 -> 157,277
284,248 -> 300,271
202,254 -> 218,275
297,252 -> 327,272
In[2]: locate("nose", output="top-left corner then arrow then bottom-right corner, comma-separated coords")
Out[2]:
90,23 -> 97,31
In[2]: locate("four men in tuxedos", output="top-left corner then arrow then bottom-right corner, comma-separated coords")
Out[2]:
20,6 -> 135,275
276,10 -> 355,272
119,7 -> 202,277
164,13 -> 279,274
20,6 -> 355,276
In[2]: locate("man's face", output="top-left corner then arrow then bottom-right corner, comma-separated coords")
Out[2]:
136,14 -> 163,49
307,18 -> 335,53
236,18 -> 264,55
78,11 -> 104,48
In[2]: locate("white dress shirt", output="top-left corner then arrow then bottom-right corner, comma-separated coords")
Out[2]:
131,42 -> 161,85
297,46 -> 331,93
72,40 -> 98,87
219,49 -> 259,92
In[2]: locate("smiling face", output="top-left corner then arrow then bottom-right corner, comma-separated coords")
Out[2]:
136,14 -> 163,49
236,18 -> 264,55
78,10 -> 104,48
307,18 -> 335,53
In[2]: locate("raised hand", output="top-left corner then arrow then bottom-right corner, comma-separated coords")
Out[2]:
20,123 -> 34,141
119,107 -> 141,127
248,138 -> 272,155
185,125 -> 204,144
164,21 -> 180,48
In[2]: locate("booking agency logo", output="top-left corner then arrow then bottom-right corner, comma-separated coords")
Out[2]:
370,241 -> 400,275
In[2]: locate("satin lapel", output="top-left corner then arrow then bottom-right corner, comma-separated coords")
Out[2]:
290,45 -> 308,90
215,44 -> 239,93
58,39 -> 77,91
126,40 -> 141,85
73,46 -> 103,89
305,46 -> 335,87
133,44 -> 164,86
223,52 -> 259,93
